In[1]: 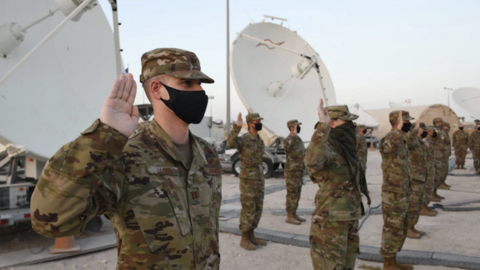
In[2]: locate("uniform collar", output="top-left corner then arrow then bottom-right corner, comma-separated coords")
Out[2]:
149,119 -> 207,169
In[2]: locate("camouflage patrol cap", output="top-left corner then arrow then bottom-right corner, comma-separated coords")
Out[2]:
433,118 -> 444,124
140,48 -> 214,84
419,122 -> 426,129
356,124 -> 366,129
389,111 -> 415,122
287,119 -> 302,128
424,125 -> 435,130
326,105 -> 358,121
475,119 -> 480,123
445,122 -> 450,127
246,113 -> 263,122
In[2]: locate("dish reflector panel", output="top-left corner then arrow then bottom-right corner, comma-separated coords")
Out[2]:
452,87 -> 480,119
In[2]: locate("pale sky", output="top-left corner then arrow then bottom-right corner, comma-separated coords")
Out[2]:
99,0 -> 480,122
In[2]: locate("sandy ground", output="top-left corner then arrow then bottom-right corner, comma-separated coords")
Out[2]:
2,150 -> 477,270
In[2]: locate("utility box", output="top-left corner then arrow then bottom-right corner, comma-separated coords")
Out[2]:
24,158 -> 45,180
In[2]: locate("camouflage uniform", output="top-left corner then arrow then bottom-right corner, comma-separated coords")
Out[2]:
442,123 -> 452,182
379,111 -> 413,259
469,127 -> 480,172
406,126 -> 427,228
423,132 -> 436,205
284,120 -> 306,214
305,106 -> 363,270
30,48 -> 221,270
226,113 -> 265,233
452,128 -> 469,167
432,119 -> 446,189
356,124 -> 368,174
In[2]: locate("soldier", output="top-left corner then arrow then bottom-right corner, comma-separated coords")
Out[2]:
420,125 -> 438,217
283,119 -> 306,225
406,122 -> 428,239
431,118 -> 446,201
468,120 -> 480,174
30,48 -> 222,269
452,124 -> 469,169
306,100 -> 370,270
438,123 -> 452,190
227,112 -> 267,250
379,110 -> 414,270
356,124 -> 368,175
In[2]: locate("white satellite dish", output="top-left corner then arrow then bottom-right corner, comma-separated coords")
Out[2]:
0,0 -> 120,161
452,87 -> 480,119
230,17 -> 336,142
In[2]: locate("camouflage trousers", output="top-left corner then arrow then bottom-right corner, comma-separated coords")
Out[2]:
455,147 -> 467,166
285,170 -> 303,213
380,191 -> 411,258
434,160 -> 445,189
310,220 -> 359,270
239,178 -> 265,233
423,172 -> 435,205
407,180 -> 425,228
473,148 -> 480,170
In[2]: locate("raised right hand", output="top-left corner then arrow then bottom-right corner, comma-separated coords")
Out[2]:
397,110 -> 404,130
317,98 -> 330,124
236,112 -> 243,127
100,73 -> 139,138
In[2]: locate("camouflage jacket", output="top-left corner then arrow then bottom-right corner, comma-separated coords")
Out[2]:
452,130 -> 469,148
379,129 -> 412,193
31,119 -> 222,270
433,128 -> 446,161
226,125 -> 265,180
283,133 -> 306,171
444,132 -> 452,157
406,129 -> 427,182
356,133 -> 368,172
305,122 -> 363,222
469,130 -> 480,150
423,137 -> 436,184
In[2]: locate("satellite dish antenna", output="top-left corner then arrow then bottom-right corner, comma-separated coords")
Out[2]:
0,0 -> 120,161
452,87 -> 480,119
230,17 -> 336,142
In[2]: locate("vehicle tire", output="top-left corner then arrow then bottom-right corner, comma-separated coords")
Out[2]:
231,158 -> 241,177
86,216 -> 103,232
262,158 -> 274,179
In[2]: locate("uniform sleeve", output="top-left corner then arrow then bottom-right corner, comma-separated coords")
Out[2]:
406,129 -> 418,150
305,122 -> 331,176
30,119 -> 127,238
226,125 -> 244,151
356,134 -> 367,170
283,136 -> 293,152
452,132 -> 457,146
381,131 -> 401,154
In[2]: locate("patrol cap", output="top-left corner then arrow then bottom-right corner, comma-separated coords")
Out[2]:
356,124 -> 366,129
474,119 -> 480,123
287,120 -> 302,128
246,113 -> 263,122
140,48 -> 214,84
419,122 -> 426,129
389,111 -> 415,122
444,122 -> 451,127
424,125 -> 435,130
326,105 -> 358,121
433,118 -> 444,124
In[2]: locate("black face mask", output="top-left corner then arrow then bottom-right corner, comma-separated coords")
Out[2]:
433,131 -> 438,138
297,126 -> 301,134
254,123 -> 263,131
401,123 -> 412,133
362,129 -> 367,135
160,82 -> 208,124
478,127 -> 480,131
421,131 -> 428,138
459,127 -> 464,131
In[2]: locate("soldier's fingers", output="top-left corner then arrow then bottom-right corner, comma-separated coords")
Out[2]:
122,73 -> 134,101
107,78 -> 121,100
127,79 -> 137,105
115,74 -> 127,99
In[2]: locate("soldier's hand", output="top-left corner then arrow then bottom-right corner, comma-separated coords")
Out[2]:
100,73 -> 139,138
318,98 -> 330,124
236,112 -> 243,127
397,110 -> 404,130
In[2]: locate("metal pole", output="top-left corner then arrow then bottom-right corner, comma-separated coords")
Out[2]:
226,0 -> 231,136
112,5 -> 122,77
444,87 -> 453,108
0,0 -> 93,87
